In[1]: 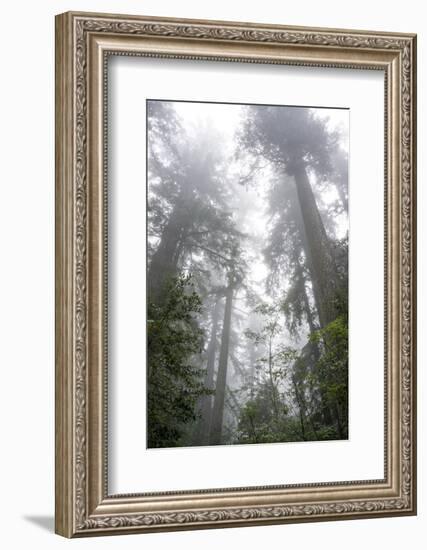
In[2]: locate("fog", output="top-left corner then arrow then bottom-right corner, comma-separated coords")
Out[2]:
146,99 -> 349,448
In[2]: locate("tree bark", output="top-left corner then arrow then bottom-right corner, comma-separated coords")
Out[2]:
209,284 -> 234,445
291,184 -> 324,328
334,401 -> 344,439
147,198 -> 189,306
301,276 -> 317,334
268,335 -> 280,421
291,375 -> 307,440
288,160 -> 339,327
193,297 -> 222,445
248,341 -> 257,398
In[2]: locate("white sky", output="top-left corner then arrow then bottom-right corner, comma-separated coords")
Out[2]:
173,100 -> 349,151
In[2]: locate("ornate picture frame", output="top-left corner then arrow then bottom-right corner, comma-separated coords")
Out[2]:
55,11 -> 416,537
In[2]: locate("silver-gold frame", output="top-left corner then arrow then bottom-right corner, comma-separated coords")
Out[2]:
55,11 -> 417,537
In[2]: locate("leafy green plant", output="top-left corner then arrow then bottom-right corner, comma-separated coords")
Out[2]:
310,314 -> 348,438
147,275 -> 211,448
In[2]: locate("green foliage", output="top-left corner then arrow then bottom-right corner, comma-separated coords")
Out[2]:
310,314 -> 349,438
237,304 -> 302,444
280,270 -> 314,336
147,276 -> 211,448
237,301 -> 349,444
237,382 -> 302,444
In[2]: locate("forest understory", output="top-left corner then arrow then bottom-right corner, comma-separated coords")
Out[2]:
146,99 -> 349,449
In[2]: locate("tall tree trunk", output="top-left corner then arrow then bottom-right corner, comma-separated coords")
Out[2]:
209,284 -> 234,445
288,159 -> 339,327
289,168 -> 337,428
291,185 -> 323,328
299,220 -> 335,427
301,276 -> 317,334
193,297 -> 222,445
248,341 -> 256,398
268,336 -> 280,421
291,375 -> 306,440
334,401 -> 344,439
147,205 -> 186,305
148,175 -> 194,307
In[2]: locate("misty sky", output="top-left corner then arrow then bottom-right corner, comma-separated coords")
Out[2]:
166,100 -> 348,323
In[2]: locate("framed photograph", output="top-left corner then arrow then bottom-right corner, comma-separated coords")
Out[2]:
55,11 -> 417,537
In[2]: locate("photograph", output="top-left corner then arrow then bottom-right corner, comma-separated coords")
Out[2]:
146,99 -> 349,449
